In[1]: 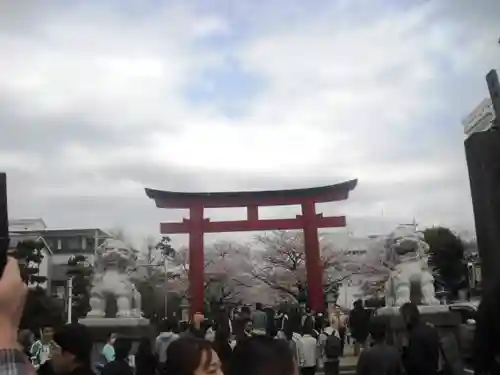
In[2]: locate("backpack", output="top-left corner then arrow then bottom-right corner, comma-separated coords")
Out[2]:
324,333 -> 341,359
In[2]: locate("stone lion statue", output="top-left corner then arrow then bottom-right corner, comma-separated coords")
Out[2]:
87,239 -> 142,318
383,226 -> 439,307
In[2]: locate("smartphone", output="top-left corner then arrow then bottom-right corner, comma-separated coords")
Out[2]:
0,173 -> 9,277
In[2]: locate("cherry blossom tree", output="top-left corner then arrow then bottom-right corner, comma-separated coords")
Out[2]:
166,241 -> 259,305
249,231 -> 355,303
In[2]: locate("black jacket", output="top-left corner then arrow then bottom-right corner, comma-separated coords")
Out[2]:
38,361 -> 95,375
102,359 -> 133,375
402,322 -> 440,375
356,343 -> 403,375
135,353 -> 157,375
349,308 -> 370,341
181,326 -> 206,339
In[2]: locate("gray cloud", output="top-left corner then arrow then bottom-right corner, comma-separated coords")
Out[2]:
0,0 -> 499,245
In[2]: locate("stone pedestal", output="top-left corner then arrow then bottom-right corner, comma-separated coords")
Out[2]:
79,317 -> 154,364
374,305 -> 461,350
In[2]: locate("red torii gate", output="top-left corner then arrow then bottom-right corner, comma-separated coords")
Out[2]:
145,179 -> 357,315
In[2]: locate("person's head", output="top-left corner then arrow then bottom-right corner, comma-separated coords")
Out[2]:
353,299 -> 363,309
302,317 -> 314,336
241,306 -> 251,316
40,323 -> 55,343
256,303 -> 263,311
165,337 -> 222,375
114,338 -> 132,361
50,324 -> 93,374
160,318 -> 177,333
400,302 -> 420,329
283,322 -> 294,341
229,336 -> 296,375
369,319 -> 387,343
107,332 -> 117,345
18,329 -> 34,351
243,319 -> 253,333
314,315 -> 324,333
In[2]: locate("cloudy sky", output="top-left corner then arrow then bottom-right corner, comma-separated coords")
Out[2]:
1,0 -> 499,245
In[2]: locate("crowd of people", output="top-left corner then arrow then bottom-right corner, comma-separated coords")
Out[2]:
1,256 -> 500,375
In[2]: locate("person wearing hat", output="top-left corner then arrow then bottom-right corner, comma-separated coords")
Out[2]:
38,324 -> 94,375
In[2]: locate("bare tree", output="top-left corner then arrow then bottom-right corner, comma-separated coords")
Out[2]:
249,231 -> 353,302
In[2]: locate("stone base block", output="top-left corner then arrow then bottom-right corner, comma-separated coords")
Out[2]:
79,317 -> 155,365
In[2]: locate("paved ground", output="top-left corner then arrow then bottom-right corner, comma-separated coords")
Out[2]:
332,344 -> 474,375
339,344 -> 357,375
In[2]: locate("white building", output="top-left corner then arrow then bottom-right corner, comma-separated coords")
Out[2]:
323,232 -> 385,309
9,218 -> 110,298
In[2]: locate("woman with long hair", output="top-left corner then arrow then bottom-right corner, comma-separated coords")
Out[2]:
135,337 -> 157,375
229,336 -> 296,375
164,337 -> 222,375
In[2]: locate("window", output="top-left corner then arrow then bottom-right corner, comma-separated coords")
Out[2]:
57,239 -> 62,250
81,237 -> 87,250
67,237 -> 80,250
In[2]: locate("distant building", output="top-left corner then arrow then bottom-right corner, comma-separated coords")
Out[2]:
323,232 -> 383,309
41,228 -> 111,299
9,218 -> 110,298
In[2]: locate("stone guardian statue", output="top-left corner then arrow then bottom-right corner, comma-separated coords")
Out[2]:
87,239 -> 142,318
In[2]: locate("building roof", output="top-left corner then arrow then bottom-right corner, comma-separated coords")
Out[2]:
145,179 -> 358,208
41,228 -> 110,238
9,218 -> 47,232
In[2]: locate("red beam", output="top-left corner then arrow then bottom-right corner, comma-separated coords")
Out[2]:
160,215 -> 346,234
247,205 -> 259,221
154,193 -> 350,209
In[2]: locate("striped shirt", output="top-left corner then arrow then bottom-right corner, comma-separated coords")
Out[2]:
0,349 -> 36,375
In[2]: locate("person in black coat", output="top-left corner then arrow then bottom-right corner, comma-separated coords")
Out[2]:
181,312 -> 206,339
349,300 -> 370,355
213,328 -> 233,374
102,338 -> 133,375
399,302 -> 440,375
135,337 -> 157,375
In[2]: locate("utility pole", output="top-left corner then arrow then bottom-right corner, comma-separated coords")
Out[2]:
164,256 -> 168,318
67,277 -> 73,323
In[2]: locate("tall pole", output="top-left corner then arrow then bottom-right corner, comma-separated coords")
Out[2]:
301,199 -> 325,312
164,256 -> 168,317
188,204 -> 205,316
94,229 -> 99,262
67,277 -> 73,323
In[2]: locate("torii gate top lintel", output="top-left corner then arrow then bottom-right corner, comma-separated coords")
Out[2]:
145,179 -> 357,209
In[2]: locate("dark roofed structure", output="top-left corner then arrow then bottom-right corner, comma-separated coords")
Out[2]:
145,179 -> 357,208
